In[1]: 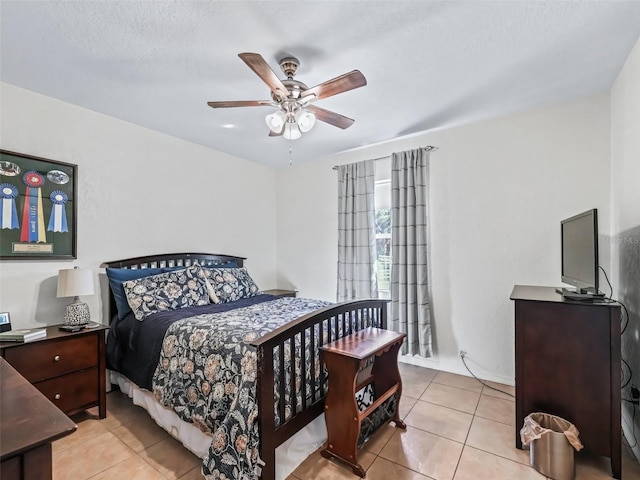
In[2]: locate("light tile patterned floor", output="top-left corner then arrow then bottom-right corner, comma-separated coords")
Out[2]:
52,365 -> 640,479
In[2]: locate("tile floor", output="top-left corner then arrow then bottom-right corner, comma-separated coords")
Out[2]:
52,365 -> 640,480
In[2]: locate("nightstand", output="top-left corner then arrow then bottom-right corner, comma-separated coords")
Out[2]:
0,324 -> 108,418
262,289 -> 297,298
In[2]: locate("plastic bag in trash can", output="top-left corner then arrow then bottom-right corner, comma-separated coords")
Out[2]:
520,412 -> 583,451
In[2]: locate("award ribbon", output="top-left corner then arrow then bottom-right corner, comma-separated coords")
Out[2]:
20,171 -> 47,243
0,183 -> 19,229
48,190 -> 69,232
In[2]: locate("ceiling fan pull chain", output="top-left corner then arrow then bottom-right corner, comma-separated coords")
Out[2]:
289,145 -> 293,166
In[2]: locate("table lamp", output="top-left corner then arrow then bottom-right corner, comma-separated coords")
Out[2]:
57,267 -> 94,325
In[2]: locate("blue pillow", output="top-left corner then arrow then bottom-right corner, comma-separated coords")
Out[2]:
106,267 -> 164,319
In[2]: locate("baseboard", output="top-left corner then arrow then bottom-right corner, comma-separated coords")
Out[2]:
399,354 -> 515,387
622,406 -> 640,463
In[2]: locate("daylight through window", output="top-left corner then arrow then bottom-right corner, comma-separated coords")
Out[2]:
374,160 -> 391,299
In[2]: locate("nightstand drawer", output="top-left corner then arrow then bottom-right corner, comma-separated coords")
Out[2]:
4,335 -> 97,383
34,367 -> 99,413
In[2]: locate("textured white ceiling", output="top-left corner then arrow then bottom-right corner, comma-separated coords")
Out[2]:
2,1 -> 640,168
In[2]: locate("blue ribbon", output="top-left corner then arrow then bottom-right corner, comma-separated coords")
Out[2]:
0,183 -> 19,229
48,190 -> 68,232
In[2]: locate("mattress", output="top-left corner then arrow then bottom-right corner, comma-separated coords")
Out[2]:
110,370 -> 327,480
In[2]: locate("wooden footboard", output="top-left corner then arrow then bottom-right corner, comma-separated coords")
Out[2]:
252,299 -> 389,480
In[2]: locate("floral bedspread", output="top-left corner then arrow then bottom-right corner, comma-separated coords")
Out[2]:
152,297 -> 331,480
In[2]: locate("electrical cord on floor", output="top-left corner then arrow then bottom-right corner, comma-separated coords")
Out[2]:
460,352 -> 515,398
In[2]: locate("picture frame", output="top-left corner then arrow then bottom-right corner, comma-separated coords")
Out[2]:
0,150 -> 77,260
0,312 -> 10,332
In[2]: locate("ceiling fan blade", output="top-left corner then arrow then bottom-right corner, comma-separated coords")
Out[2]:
301,70 -> 366,103
268,128 -> 284,137
306,105 -> 355,129
207,100 -> 273,108
238,53 -> 289,101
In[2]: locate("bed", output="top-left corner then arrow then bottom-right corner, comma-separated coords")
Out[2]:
102,252 -> 388,480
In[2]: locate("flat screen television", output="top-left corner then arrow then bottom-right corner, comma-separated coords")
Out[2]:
560,208 -> 601,297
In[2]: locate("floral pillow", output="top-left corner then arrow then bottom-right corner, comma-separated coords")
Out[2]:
203,267 -> 260,303
123,263 -> 212,320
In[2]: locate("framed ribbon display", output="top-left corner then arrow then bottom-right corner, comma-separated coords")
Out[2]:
0,150 -> 77,259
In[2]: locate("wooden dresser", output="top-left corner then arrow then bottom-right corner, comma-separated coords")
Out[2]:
1,357 -> 77,479
511,285 -> 621,479
0,324 -> 108,419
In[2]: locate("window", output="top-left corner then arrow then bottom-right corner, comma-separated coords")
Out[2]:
374,159 -> 391,299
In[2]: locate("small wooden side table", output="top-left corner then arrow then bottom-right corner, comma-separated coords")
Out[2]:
320,327 -> 406,477
0,323 -> 108,418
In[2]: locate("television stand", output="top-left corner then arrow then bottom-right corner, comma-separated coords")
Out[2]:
511,285 -> 621,479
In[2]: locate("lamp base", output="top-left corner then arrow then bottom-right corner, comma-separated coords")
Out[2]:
64,302 -> 90,326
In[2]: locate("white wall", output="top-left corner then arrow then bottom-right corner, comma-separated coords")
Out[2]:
0,83 -> 277,329
611,36 -> 640,460
0,82 -> 616,387
276,94 -> 611,384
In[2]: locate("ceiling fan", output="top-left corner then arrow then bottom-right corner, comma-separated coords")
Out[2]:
207,53 -> 367,140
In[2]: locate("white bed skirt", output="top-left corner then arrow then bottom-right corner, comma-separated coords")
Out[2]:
110,371 -> 327,480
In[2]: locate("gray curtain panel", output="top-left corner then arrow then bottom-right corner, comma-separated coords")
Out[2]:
391,148 -> 432,357
337,160 -> 378,301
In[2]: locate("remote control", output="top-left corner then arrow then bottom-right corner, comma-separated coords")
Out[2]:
59,324 -> 85,332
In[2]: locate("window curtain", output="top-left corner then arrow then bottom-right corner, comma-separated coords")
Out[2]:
391,148 -> 432,357
337,160 -> 378,301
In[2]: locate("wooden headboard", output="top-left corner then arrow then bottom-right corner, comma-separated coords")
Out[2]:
101,252 -> 246,323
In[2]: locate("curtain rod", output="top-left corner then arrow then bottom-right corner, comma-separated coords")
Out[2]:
332,146 -> 436,170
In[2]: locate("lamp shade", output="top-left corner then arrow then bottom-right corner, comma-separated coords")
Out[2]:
295,109 -> 316,132
265,110 -> 286,133
283,122 -> 302,140
57,267 -> 95,298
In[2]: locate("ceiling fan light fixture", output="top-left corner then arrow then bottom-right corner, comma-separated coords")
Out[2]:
295,109 -> 316,133
283,122 -> 302,140
209,52 -> 367,143
265,110 -> 286,132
